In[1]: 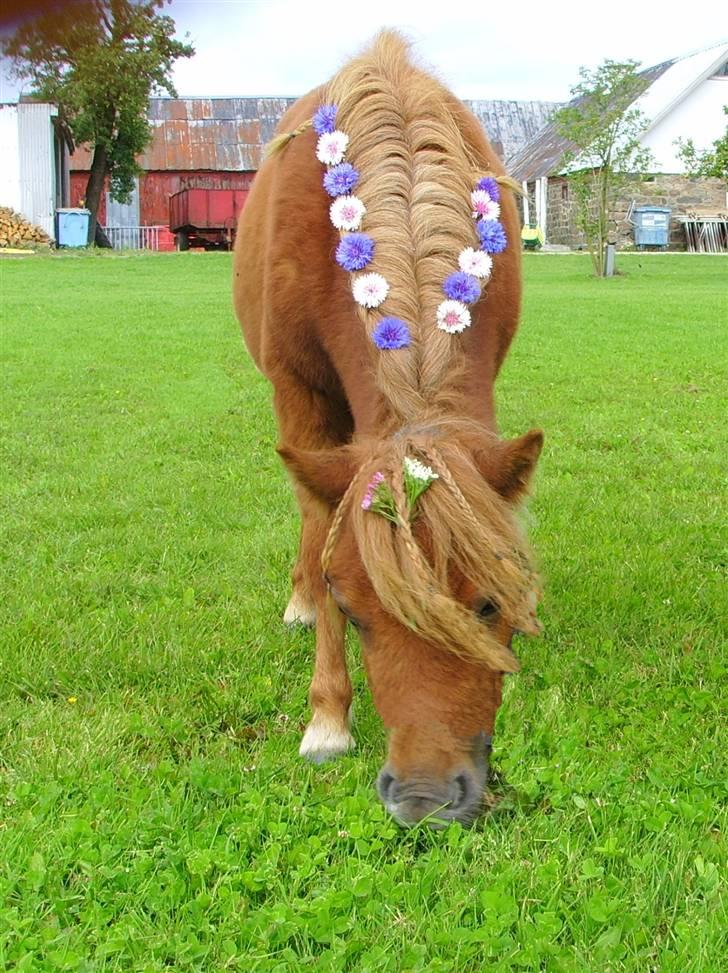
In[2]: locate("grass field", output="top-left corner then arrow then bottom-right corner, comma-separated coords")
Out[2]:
1,251 -> 726,972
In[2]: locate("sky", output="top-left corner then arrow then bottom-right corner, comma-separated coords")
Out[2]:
1,0 -> 726,103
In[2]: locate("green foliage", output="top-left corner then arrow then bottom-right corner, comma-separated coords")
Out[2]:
1,252 -> 727,970
675,105 -> 728,180
1,1 -> 193,204
554,61 -> 654,276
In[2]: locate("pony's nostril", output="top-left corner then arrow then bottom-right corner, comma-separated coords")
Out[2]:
451,773 -> 471,808
377,770 -> 396,802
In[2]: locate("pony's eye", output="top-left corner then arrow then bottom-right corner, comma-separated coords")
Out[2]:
476,599 -> 498,619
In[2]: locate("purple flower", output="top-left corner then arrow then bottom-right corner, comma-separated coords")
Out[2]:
442,271 -> 481,304
362,471 -> 385,510
323,163 -> 360,197
477,219 -> 508,254
372,317 -> 411,350
336,233 -> 374,271
476,176 -> 500,202
313,104 -> 338,135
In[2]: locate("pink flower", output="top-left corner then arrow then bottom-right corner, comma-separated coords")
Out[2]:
436,299 -> 471,334
471,189 -> 501,222
330,195 -> 366,231
316,131 -> 349,165
458,247 -> 493,279
361,471 -> 385,509
353,273 -> 389,308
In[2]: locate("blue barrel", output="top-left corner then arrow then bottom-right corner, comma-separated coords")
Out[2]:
632,206 -> 670,248
56,208 -> 91,247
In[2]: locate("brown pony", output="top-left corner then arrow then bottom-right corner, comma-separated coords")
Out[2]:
233,31 -> 543,826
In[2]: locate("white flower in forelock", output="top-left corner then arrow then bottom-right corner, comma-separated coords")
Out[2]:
404,456 -> 439,482
436,299 -> 471,334
316,131 -> 349,165
352,273 -> 389,308
459,247 -> 493,280
471,189 -> 501,222
330,195 -> 366,231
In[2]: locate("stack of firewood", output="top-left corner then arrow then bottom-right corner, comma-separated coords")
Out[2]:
0,207 -> 51,248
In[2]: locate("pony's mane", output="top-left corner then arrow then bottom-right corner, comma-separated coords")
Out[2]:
322,423 -> 541,671
324,31 -> 488,421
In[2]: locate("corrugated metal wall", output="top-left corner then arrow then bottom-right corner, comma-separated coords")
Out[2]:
17,103 -> 57,239
0,104 -> 21,212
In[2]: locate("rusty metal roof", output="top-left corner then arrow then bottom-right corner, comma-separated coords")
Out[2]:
509,60 -> 674,182
70,97 -> 296,171
69,95 -> 558,172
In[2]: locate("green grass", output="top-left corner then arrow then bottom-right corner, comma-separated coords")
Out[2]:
1,251 -> 726,972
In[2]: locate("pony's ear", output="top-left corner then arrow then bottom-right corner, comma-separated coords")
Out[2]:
277,443 -> 361,505
475,429 -> 544,502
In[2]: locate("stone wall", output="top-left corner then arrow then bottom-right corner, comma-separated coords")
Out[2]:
525,174 -> 727,250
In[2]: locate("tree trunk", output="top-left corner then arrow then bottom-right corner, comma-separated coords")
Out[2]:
84,142 -> 108,245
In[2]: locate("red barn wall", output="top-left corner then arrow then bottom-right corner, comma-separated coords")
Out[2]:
70,170 -> 255,227
141,171 -> 255,225
69,172 -> 108,224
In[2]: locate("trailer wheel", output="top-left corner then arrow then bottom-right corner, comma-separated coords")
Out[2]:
176,230 -> 189,252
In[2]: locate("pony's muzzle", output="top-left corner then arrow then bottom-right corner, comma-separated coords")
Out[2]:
376,765 -> 483,827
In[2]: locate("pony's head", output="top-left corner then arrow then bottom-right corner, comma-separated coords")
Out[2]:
281,422 -> 543,826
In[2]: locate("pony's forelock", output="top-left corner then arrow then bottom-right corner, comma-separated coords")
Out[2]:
322,429 -> 540,670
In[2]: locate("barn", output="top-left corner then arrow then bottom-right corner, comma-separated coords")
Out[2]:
64,96 -> 555,249
510,43 -> 728,251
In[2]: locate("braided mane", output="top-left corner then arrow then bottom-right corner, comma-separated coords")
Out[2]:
324,31 -> 488,421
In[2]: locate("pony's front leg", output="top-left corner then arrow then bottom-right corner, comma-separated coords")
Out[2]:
299,594 -> 355,763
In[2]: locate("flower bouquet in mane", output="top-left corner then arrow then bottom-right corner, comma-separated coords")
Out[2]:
234,30 -> 544,828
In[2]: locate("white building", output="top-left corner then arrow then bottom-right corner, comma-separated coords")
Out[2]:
637,43 -> 728,172
0,99 -> 68,240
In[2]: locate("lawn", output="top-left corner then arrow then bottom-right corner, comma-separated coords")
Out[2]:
1,251 -> 725,972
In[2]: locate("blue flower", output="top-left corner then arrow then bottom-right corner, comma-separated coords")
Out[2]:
372,317 -> 411,350
442,271 -> 481,304
336,233 -> 375,271
313,104 -> 338,135
477,219 -> 507,254
323,163 -> 360,197
476,176 -> 500,202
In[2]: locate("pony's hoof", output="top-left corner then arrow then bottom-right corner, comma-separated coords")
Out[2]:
283,590 -> 316,627
299,717 -> 355,764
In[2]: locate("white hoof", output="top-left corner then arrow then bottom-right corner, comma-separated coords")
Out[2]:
283,590 -> 316,627
299,717 -> 355,764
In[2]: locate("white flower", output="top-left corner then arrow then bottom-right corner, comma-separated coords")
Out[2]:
437,300 -> 471,334
459,247 -> 493,279
316,130 -> 349,165
404,456 -> 439,482
330,195 -> 366,231
471,190 -> 501,222
353,273 -> 389,308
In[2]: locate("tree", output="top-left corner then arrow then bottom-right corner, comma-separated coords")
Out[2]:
2,0 -> 193,243
675,106 -> 728,180
553,60 -> 653,277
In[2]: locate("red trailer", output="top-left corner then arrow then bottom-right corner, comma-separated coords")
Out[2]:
169,188 -> 248,250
